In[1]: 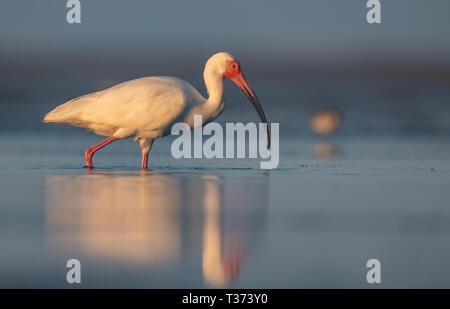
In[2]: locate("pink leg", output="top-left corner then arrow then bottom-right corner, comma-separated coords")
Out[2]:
141,150 -> 149,169
84,136 -> 117,168
139,139 -> 153,170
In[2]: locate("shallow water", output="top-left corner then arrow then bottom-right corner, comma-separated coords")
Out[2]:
1,73 -> 450,287
1,131 -> 450,288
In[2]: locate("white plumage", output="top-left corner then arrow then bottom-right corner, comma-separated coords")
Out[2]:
43,52 -> 268,169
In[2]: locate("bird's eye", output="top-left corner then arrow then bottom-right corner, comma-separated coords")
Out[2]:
231,63 -> 237,69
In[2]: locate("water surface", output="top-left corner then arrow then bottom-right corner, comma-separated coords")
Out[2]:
1,132 -> 450,288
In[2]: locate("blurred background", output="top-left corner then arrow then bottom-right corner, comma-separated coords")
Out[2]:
2,0 -> 450,288
2,0 -> 450,140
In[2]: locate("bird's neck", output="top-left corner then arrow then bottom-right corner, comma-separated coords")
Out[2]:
202,69 -> 225,119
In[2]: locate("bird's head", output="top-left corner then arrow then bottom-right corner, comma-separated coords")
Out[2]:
205,52 -> 270,148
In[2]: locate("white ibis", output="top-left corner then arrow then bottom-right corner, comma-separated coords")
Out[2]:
43,52 -> 270,169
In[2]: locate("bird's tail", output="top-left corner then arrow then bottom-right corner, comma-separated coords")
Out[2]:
42,106 -> 75,124
43,91 -> 101,125
42,110 -> 60,123
42,113 -> 53,123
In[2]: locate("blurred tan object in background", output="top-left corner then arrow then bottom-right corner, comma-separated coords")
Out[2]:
310,108 -> 341,136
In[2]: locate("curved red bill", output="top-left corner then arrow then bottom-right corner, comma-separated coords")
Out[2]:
229,72 -> 270,149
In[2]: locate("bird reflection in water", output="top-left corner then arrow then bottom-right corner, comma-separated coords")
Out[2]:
45,170 -> 268,287
313,142 -> 337,160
